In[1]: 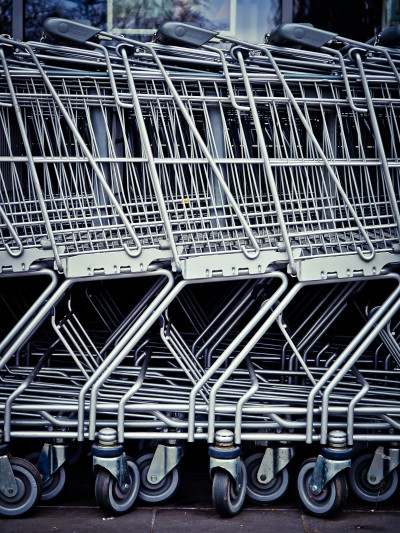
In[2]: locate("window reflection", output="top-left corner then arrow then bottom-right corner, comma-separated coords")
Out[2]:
21,0 -> 383,44
23,0 -> 281,43
110,0 -> 281,42
24,0 -> 107,41
110,0 -> 233,34
235,0 -> 281,42
0,1 -> 12,36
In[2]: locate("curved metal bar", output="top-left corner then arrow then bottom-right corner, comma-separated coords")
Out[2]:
233,356 -> 259,445
0,268 -> 58,354
322,47 -> 368,114
79,269 -> 175,441
90,42 -> 134,110
118,45 -> 181,270
352,50 -> 400,242
117,347 -> 152,442
3,340 -> 59,441
346,366 -> 369,446
305,273 -> 400,444
235,48 -> 296,273
319,291 -> 400,444
0,42 -> 63,271
340,36 -> 400,85
0,204 -> 23,257
205,278 -> 292,443
185,270 -> 288,443
202,44 -> 250,112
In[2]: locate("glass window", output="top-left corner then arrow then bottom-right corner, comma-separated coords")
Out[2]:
235,0 -> 282,42
21,0 -> 384,44
22,0 -> 281,43
109,0 -> 282,43
0,1 -> 13,36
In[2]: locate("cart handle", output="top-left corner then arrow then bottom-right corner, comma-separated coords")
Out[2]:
154,21 -> 218,47
44,19 -> 135,111
377,24 -> 400,47
43,18 -> 102,43
268,23 -> 400,84
268,23 -> 337,48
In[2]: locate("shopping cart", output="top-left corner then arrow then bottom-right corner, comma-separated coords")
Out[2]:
2,17 -> 400,521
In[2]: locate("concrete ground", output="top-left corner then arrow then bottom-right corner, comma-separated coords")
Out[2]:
1,445 -> 399,533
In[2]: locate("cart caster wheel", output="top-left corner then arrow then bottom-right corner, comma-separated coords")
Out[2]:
349,453 -> 398,503
40,464 -> 68,502
0,457 -> 43,517
94,456 -> 139,515
136,450 -> 181,504
212,460 -> 247,517
297,458 -> 348,518
25,451 -> 69,501
245,452 -> 290,504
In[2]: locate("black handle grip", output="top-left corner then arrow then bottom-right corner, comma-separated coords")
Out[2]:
378,24 -> 400,46
154,22 -> 218,47
269,23 -> 337,49
43,18 -> 101,44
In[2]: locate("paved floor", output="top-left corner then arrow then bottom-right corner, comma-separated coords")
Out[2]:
1,446 -> 399,532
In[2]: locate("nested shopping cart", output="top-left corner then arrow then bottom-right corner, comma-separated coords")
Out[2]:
2,16 -> 400,520
144,19 -> 400,516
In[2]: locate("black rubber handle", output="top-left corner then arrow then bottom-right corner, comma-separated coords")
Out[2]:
378,24 -> 400,46
269,23 -> 337,48
43,18 -> 101,43
154,22 -> 218,47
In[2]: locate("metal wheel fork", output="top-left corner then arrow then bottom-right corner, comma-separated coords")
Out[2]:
309,431 -> 352,496
146,441 -> 185,486
0,452 -> 18,498
366,446 -> 400,486
256,446 -> 295,485
209,430 -> 244,492
92,428 -> 132,494
36,441 -> 67,483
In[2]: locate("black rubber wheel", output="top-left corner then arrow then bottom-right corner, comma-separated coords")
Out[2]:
94,456 -> 139,515
349,453 -> 398,503
0,457 -> 43,517
297,458 -> 348,518
212,460 -> 247,518
25,451 -> 69,502
136,451 -> 181,504
245,452 -> 290,504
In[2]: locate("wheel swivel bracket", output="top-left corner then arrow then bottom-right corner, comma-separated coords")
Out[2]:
147,443 -> 185,485
93,452 -> 131,493
0,455 -> 18,498
309,454 -> 351,496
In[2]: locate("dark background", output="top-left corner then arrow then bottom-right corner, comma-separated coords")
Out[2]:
293,0 -> 384,42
